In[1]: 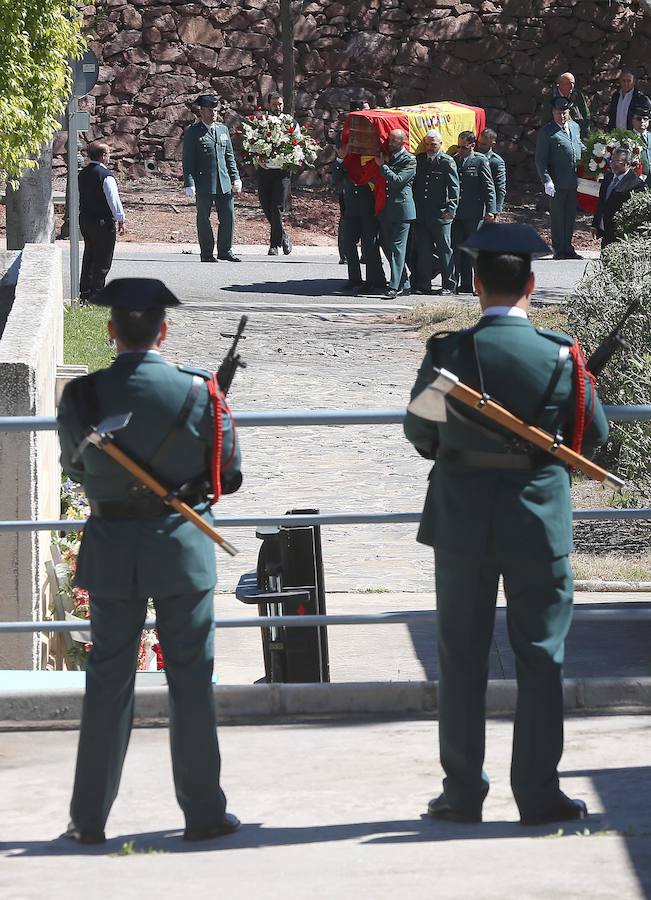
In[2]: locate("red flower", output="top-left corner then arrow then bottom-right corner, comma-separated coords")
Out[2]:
292,139 -> 298,146
152,642 -> 165,670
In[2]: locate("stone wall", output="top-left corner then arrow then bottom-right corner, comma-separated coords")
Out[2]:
55,0 -> 651,188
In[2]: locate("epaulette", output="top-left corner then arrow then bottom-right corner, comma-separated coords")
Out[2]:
534,327 -> 574,346
176,363 -> 212,380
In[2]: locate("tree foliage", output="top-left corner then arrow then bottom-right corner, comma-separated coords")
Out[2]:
0,1 -> 86,181
567,238 -> 651,505
614,189 -> 651,240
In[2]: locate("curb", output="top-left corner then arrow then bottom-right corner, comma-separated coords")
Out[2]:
574,580 -> 651,592
1,678 -> 651,725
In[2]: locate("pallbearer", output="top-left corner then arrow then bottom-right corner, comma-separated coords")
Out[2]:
404,224 -> 609,826
57,278 -> 242,844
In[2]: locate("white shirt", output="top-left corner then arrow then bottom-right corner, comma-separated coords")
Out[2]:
482,306 -> 528,319
99,163 -> 125,223
616,90 -> 634,130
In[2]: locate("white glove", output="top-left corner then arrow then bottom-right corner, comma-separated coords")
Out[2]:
232,179 -> 242,194
544,179 -> 555,198
184,186 -> 195,198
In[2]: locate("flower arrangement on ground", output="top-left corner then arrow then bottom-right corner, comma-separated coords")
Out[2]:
581,129 -> 644,180
52,479 -> 162,671
239,111 -> 320,173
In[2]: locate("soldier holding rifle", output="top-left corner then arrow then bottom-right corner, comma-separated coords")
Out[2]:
404,224 -> 610,827
57,278 -> 242,844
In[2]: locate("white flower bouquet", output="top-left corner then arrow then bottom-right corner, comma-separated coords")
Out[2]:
239,112 -> 320,173
581,129 -> 644,180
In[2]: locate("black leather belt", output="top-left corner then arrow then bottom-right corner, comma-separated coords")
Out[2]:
437,447 -> 547,470
89,494 -> 205,519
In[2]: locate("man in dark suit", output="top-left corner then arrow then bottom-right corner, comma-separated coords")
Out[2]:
607,69 -> 650,132
404,223 -> 609,827
182,94 -> 242,263
57,278 -> 243,845
374,128 -> 417,299
412,129 -> 459,295
591,147 -> 646,248
257,91 -> 298,256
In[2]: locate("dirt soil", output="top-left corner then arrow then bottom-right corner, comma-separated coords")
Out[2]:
0,176 -> 601,250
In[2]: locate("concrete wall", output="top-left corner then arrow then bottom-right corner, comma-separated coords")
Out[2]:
0,245 -> 63,669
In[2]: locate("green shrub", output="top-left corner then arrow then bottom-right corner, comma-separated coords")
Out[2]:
566,238 -> 651,505
614,190 -> 651,239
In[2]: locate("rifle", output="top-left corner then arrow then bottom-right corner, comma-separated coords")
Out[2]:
586,299 -> 640,376
217,314 -> 248,394
408,368 -> 624,490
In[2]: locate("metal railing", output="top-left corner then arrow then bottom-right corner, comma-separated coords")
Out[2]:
0,406 -> 650,636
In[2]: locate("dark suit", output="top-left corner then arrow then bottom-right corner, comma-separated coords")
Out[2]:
183,121 -> 240,258
404,314 -> 609,819
592,168 -> 646,247
58,352 -> 242,835
377,148 -> 417,291
607,89 -> 651,131
332,159 -> 385,288
412,151 -> 459,292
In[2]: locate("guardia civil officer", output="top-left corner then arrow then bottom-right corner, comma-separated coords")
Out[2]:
535,96 -> 584,260
332,141 -> 386,294
411,128 -> 460,295
404,224 -> 609,826
182,95 -> 242,262
57,278 -> 242,844
477,128 -> 507,217
374,128 -> 417,299
451,132 -> 496,294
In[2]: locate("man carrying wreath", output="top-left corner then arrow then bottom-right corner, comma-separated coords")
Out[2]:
256,92 -> 300,256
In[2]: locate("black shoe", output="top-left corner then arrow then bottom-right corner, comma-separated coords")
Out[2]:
437,288 -> 455,296
552,253 -> 565,260
356,283 -> 386,295
565,250 -> 584,260
268,246 -> 279,256
427,794 -> 482,824
520,794 -> 588,827
217,251 -> 241,262
183,812 -> 241,842
282,235 -> 293,255
383,288 -> 400,299
413,288 -> 433,295
339,256 -> 347,264
200,255 -> 218,262
61,824 -> 106,845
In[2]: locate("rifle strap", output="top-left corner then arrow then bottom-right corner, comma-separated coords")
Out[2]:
530,344 -> 571,423
148,375 -> 203,471
569,339 -> 597,455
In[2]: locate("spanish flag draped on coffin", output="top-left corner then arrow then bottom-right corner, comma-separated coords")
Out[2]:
340,101 -> 486,214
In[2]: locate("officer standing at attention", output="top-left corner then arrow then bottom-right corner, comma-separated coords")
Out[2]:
182,95 -> 242,263
411,128 -> 460,296
477,128 -> 507,217
57,278 -> 242,844
404,224 -> 609,827
535,96 -> 584,260
452,131 -> 497,294
78,142 -> 125,303
332,141 -> 386,294
374,128 -> 417,299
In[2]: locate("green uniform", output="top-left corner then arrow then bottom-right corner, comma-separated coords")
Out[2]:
535,120 -> 583,257
412,150 -> 459,292
451,152 -> 497,292
404,313 -> 609,819
182,121 -> 240,259
57,350 -> 242,836
333,159 -> 385,288
377,148 -> 417,292
484,148 -> 507,214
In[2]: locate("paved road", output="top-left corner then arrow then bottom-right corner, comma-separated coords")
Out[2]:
1,715 -> 650,899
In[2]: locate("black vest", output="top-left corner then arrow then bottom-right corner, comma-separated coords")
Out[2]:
78,162 -> 113,223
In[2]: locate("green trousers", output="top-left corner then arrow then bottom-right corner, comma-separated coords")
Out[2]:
434,548 -> 573,817
412,220 -> 454,291
70,587 -> 226,833
195,190 -> 234,258
378,219 -> 411,291
550,188 -> 577,256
